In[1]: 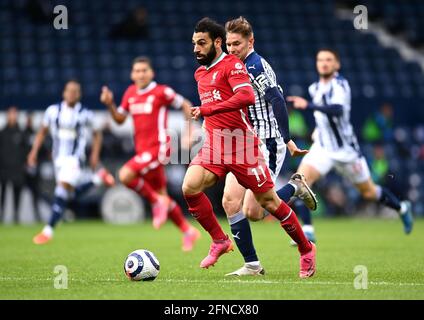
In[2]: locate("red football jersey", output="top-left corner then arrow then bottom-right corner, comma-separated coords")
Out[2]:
195,53 -> 259,155
118,81 -> 183,155
195,53 -> 255,134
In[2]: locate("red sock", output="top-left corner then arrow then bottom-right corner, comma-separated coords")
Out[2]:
168,200 -> 190,233
184,192 -> 227,241
126,177 -> 158,204
273,201 -> 312,255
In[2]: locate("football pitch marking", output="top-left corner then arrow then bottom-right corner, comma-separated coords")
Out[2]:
1,277 -> 424,287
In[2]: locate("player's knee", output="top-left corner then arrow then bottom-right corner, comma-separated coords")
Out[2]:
256,197 -> 274,212
244,207 -> 263,221
222,194 -> 242,216
361,188 -> 377,201
182,179 -> 200,196
118,167 -> 132,185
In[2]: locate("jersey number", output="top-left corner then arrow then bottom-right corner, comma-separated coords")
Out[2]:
252,165 -> 268,187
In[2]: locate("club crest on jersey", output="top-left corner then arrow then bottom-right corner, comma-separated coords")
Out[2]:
210,71 -> 219,84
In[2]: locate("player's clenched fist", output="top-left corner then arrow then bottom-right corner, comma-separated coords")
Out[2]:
190,107 -> 202,120
100,86 -> 114,107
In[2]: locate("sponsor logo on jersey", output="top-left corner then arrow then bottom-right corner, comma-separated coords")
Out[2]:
199,90 -> 222,104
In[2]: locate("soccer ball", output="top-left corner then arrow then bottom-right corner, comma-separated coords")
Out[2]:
124,249 -> 160,281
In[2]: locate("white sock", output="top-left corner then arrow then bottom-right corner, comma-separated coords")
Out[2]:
246,261 -> 260,268
92,172 -> 102,186
302,224 -> 315,234
400,201 -> 408,215
42,225 -> 53,237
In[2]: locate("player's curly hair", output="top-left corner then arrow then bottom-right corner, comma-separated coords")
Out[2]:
225,16 -> 253,38
194,17 -> 226,43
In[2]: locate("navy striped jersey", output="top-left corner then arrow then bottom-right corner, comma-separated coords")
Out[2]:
244,51 -> 283,139
308,73 -> 360,157
42,102 -> 95,162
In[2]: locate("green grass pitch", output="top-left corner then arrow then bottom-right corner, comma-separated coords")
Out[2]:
1,218 -> 423,300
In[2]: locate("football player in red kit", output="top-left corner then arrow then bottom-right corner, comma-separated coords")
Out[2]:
101,56 -> 201,252
182,18 -> 316,278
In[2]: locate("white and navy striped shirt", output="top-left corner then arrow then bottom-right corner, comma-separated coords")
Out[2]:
245,51 -> 283,139
42,101 -> 95,162
308,73 -> 361,158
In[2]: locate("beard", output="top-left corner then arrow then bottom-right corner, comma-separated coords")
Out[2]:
319,70 -> 335,80
195,45 -> 217,66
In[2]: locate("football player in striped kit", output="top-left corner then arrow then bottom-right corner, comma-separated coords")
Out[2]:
29,80 -> 115,244
222,17 -> 317,276
281,49 -> 414,241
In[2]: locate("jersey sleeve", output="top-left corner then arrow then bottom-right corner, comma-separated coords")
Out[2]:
85,109 -> 101,131
308,83 -> 318,100
226,58 -> 252,93
163,86 -> 184,109
247,57 -> 278,96
331,79 -> 351,109
42,105 -> 56,128
118,87 -> 131,115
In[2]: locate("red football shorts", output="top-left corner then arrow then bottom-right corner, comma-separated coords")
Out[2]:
190,136 -> 274,194
124,151 -> 167,191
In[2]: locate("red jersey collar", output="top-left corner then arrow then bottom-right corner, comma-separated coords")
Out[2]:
205,52 -> 227,70
136,81 -> 157,94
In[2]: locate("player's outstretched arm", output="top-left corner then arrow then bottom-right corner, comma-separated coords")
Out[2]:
286,140 -> 309,157
89,130 -> 102,169
180,98 -> 197,148
287,96 -> 343,116
100,86 -> 127,124
264,86 -> 291,143
27,126 -> 49,167
199,87 -> 255,116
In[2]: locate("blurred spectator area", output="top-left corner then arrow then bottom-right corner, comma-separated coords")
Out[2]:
1,0 -> 424,125
1,0 -> 423,219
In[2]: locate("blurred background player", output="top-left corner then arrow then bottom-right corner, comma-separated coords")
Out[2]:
29,80 -> 115,244
278,49 -> 414,240
0,106 -> 27,223
184,17 -> 316,278
222,16 -> 317,276
100,56 -> 201,252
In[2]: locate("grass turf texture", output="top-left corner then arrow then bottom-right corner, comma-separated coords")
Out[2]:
0,218 -> 423,299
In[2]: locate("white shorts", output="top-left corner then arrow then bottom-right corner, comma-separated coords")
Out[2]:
259,136 -> 287,182
54,156 -> 83,187
301,143 -> 371,185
